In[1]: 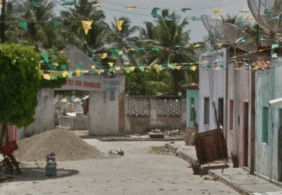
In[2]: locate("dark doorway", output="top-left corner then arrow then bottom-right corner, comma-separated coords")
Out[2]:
218,98 -> 224,126
243,102 -> 249,167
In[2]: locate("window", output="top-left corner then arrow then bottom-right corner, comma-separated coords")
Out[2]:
218,98 -> 224,126
204,97 -> 209,125
190,98 -> 195,121
110,91 -> 115,101
230,100 -> 234,130
262,107 -> 269,144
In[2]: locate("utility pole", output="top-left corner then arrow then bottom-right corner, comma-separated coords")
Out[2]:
0,0 -> 6,43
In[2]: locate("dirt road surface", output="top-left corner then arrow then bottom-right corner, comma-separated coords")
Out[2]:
0,140 -> 239,195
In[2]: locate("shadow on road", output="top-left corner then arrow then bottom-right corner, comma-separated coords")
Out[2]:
4,168 -> 79,182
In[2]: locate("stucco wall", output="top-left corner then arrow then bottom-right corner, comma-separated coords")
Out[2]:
255,58 -> 282,181
199,49 -> 227,133
88,74 -> 125,136
186,89 -> 199,128
125,97 -> 186,134
227,62 -> 252,168
25,89 -> 54,137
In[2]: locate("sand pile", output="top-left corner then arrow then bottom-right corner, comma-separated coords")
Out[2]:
14,129 -> 104,161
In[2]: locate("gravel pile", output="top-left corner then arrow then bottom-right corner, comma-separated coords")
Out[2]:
14,129 -> 104,161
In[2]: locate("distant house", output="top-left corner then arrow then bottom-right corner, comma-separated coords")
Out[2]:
198,48 -> 227,134
183,83 -> 199,128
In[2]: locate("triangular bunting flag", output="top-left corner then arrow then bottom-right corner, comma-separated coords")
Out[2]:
101,53 -> 107,59
190,66 -> 197,71
138,66 -> 145,72
125,6 -> 137,11
115,20 -> 124,31
51,21 -> 59,29
151,7 -> 160,18
168,63 -> 174,70
181,8 -> 192,12
17,21 -> 28,30
60,64 -> 67,70
40,53 -> 49,63
81,21 -> 93,35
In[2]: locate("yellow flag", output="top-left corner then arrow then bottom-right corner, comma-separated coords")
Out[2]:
259,49 -> 265,52
124,62 -> 130,65
190,66 -> 197,71
83,70 -> 89,73
115,20 -> 124,31
43,74 -> 51,80
108,62 -> 114,67
97,70 -> 101,75
253,66 -> 259,71
39,69 -> 44,76
216,43 -> 224,47
214,66 -> 220,70
101,53 -> 107,59
214,8 -> 222,14
53,62 -> 59,66
239,8 -> 249,13
76,68 -> 81,77
59,50 -> 65,54
81,21 -> 93,35
231,56 -> 237,59
50,72 -> 58,79
125,6 -> 137,11
91,65 -> 96,69
245,15 -> 255,21
235,67 -> 241,71
115,66 -> 121,71
153,64 -> 159,72
93,3 -> 104,7
62,71 -> 71,78
119,50 -> 123,55
175,66 -> 181,70
130,67 -> 136,72
193,44 -> 201,48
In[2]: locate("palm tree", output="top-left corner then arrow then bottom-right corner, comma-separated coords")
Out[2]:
139,9 -> 198,95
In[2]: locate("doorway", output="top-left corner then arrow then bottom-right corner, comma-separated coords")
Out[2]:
243,102 -> 249,167
218,98 -> 224,126
278,109 -> 282,181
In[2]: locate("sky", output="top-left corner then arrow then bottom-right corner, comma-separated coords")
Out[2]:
57,0 -> 250,43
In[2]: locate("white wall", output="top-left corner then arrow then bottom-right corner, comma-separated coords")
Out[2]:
25,89 -> 55,136
199,49 -> 227,133
88,75 -> 125,136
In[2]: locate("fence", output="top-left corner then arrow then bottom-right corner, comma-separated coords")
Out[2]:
124,96 -> 186,134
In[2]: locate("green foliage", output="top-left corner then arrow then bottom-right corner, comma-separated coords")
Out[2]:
0,44 -> 40,127
39,54 -> 68,89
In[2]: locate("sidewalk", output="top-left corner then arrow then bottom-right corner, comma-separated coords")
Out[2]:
165,142 -> 282,195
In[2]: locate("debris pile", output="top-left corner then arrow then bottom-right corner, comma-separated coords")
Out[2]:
148,129 -> 164,138
14,129 -> 104,161
166,129 -> 180,136
109,148 -> 124,156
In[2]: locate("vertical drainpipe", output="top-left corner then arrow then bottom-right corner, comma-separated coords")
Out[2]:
225,49 -> 229,141
250,64 -> 255,175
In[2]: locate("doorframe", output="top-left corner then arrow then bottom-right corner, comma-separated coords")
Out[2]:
243,102 -> 249,167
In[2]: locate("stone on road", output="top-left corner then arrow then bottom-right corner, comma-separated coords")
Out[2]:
0,140 -> 240,195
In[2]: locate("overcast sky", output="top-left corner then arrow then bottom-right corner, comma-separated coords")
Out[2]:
57,0 -> 249,43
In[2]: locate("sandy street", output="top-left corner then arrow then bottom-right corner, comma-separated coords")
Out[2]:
0,140 -> 239,195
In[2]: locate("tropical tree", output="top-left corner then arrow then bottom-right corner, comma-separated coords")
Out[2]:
138,9 -> 198,95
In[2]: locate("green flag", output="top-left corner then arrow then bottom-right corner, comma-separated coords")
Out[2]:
168,63 -> 174,70
206,64 -> 212,69
164,16 -> 173,21
181,8 -> 192,12
152,47 -> 159,52
159,65 -> 163,71
29,2 -> 41,7
58,71 -> 62,78
111,49 -> 120,57
61,0 -> 76,5
191,16 -> 202,21
271,44 -> 279,49
40,53 -> 49,63
151,7 -> 160,18
60,64 -> 67,70
220,65 -> 224,69
51,21 -> 59,30
17,21 -> 28,30
138,66 -> 145,72
109,67 -> 114,72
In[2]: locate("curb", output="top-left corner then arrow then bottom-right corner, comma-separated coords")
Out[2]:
166,143 -> 253,195
208,170 -> 252,195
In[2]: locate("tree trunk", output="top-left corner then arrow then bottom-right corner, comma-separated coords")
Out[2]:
0,124 -> 7,147
172,70 -> 180,95
0,0 -> 6,43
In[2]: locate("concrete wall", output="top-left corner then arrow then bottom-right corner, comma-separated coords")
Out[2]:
125,97 -> 186,134
199,49 -> 227,133
255,58 -> 282,181
25,89 -> 54,137
88,74 -> 125,136
227,62 -> 252,168
186,89 -> 199,128
59,116 -> 88,130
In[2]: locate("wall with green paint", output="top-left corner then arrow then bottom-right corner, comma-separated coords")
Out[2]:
255,59 -> 282,181
186,89 -> 199,128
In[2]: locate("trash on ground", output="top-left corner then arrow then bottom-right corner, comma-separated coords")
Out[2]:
109,148 -> 124,156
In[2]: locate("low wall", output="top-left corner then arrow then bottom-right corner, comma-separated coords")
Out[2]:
125,96 -> 186,134
59,116 -> 88,130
